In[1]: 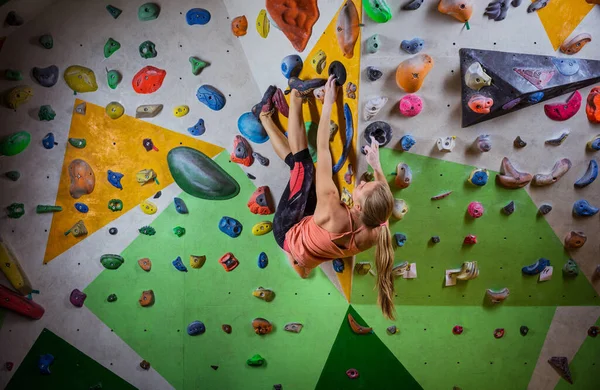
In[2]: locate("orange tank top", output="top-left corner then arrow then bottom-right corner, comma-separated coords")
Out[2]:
283,204 -> 366,269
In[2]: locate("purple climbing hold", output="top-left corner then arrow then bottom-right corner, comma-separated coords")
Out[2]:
32,65 -> 59,88
70,289 -> 87,307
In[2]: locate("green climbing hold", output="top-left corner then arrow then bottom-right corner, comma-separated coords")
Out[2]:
139,226 -> 156,236
106,69 -> 121,89
139,40 -> 157,59
36,205 -> 62,213
189,56 -> 209,75
38,105 -> 56,121
100,254 -> 125,270
246,354 -> 265,367
6,203 -> 24,219
68,138 -> 86,148
562,259 -> 579,277
108,199 -> 123,212
167,146 -> 240,200
5,171 -> 20,181
364,0 -> 392,23
104,38 -> 121,58
39,34 -> 53,49
173,226 -> 186,237
107,294 -> 118,302
0,131 -> 30,156
106,4 -> 122,19
138,3 -> 160,21
4,69 -> 22,81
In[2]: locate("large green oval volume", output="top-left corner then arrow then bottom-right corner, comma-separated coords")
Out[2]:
364,0 -> 392,23
167,147 -> 240,200
0,131 -> 31,156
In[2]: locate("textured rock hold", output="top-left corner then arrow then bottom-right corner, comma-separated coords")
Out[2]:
248,186 -> 274,215
38,105 -> 56,121
70,289 -> 87,307
468,168 -> 489,187
467,202 -> 484,218
187,321 -> 206,336
253,287 -> 275,302
136,104 -> 163,118
572,199 -> 599,217
231,15 -> 248,37
196,85 -> 226,111
252,318 -> 273,335
496,157 -> 532,189
438,0 -> 473,22
560,33 -> 591,55
132,66 -> 166,94
139,290 -> 154,306
106,5 -> 122,19
219,252 -> 239,272
68,159 -> 95,199
138,258 -> 152,271
266,0 -> 319,52
139,41 -> 157,59
100,254 -> 124,270
310,50 -> 327,74
564,231 -> 586,249
399,94 -> 422,117
532,158 -> 571,186
336,0 -> 359,58
562,259 -> 579,277
401,37 -> 424,54
173,226 -> 186,238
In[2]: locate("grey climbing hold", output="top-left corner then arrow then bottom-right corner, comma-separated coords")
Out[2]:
503,201 -> 515,215
402,0 -> 423,10
109,227 -> 118,235
400,37 -> 424,54
366,34 -> 381,54
5,171 -> 20,181
538,204 -> 552,215
366,66 -> 382,81
74,102 -> 86,115
252,152 -> 269,166
32,65 -> 59,88
5,11 -> 24,26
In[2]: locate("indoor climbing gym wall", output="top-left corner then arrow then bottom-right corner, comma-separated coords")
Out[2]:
0,0 -> 599,389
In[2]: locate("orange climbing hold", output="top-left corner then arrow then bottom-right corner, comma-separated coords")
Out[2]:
468,95 -> 494,114
395,54 -> 434,93
336,0 -> 360,58
438,0 -> 473,23
131,66 -> 166,94
266,0 -> 320,52
231,15 -> 248,37
139,290 -> 154,307
347,313 -> 372,334
586,87 -> 600,123
138,258 -> 152,271
247,186 -> 274,215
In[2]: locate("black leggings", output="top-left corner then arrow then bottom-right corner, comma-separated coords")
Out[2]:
273,149 -> 317,249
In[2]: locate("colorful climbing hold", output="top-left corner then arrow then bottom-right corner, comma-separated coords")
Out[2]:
138,40 -> 157,59
132,66 -> 166,94
186,8 -> 211,25
560,33 -> 591,55
252,318 -> 272,335
64,65 -> 97,93
42,133 -> 57,149
189,56 -> 209,75
139,290 -> 154,307
333,259 -> 345,273
364,0 -> 392,22
392,198 -> 408,220
238,112 -> 267,144
248,186 -> 274,215
138,226 -> 156,236
394,233 -> 407,247
493,328 -> 505,339
64,221 -> 87,237
573,199 -> 599,217
400,135 -> 416,151
173,226 -> 186,237
68,138 -> 86,149
139,200 -> 156,215
103,38 -> 120,58
347,313 -> 372,334
281,55 -> 303,79
563,259 -> 579,277
105,102 -> 124,119
173,105 -> 189,117
564,231 -> 586,249
336,0 -> 360,58
247,354 -> 265,367
108,227 -> 118,235
346,368 -> 359,379
468,96 -> 494,115
38,354 -> 54,375
253,287 -> 275,302
402,0 -> 423,10
140,360 -> 151,370
258,252 -> 268,269
256,9 -> 270,38
106,5 -> 122,19
586,87 -> 600,124
70,288 -> 87,307
486,287 -> 509,303
136,104 -> 163,118
574,160 -> 598,188
231,135 -> 254,167
463,234 -> 477,245
75,203 -> 89,214
502,201 -> 515,215
219,252 -> 239,272
366,66 -> 382,81
106,69 -> 121,90
136,169 -> 156,185
32,65 -> 59,88
513,136 -> 527,148
39,34 -> 53,49
438,0 -> 473,22
467,202 -> 484,218
520,326 -> 529,336
138,258 -> 152,271
188,118 -> 206,136
401,37 -> 424,54
6,203 -> 24,219
100,254 -> 124,270
107,294 -> 117,302
366,34 -> 381,54
190,255 -> 206,269
399,94 -> 423,117
4,69 -> 22,81
219,216 -> 243,238
452,325 -> 464,335
364,121 -> 392,147
396,54 -> 434,93
310,50 -> 327,74
74,102 -> 86,115
266,0 -> 319,52
522,258 -> 550,275
107,170 -> 124,190
0,131 -> 30,156
138,3 -> 160,21
464,62 -> 492,91
173,197 -> 188,214
538,204 -> 552,215
252,221 -> 272,236
196,85 -> 226,111
6,85 -> 33,109
187,321 -> 206,335
108,199 -> 123,212
468,168 -> 489,187
222,324 -> 232,334
496,157 -> 532,189
231,15 -> 248,37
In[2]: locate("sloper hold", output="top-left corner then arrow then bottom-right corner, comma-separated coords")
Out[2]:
100,254 -> 124,270
399,133 -> 414,150
399,94 -> 422,117
196,85 -> 225,111
138,3 -> 160,21
364,0 -> 392,23
266,0 -> 319,52
167,147 -> 240,200
395,54 -> 434,93
5,86 -> 33,110
310,50 -> 326,74
460,48 -> 600,128
438,0 -> 473,22
572,199 -> 599,217
64,65 -> 98,93
0,131 -> 30,156
32,65 -> 59,88
256,9 -> 270,38
132,66 -> 166,94
219,216 -> 243,238
395,163 -> 412,188
532,158 -> 571,186
281,55 -> 303,79
136,104 -> 163,118
174,197 -> 188,214
68,159 -> 95,199
347,313 -> 372,334
366,34 -> 381,54
336,0 -> 360,58
402,0 -> 423,10
496,157 -> 532,189
564,231 -> 586,249
188,118 -> 206,136
106,70 -> 121,89
548,357 -> 573,384
574,159 -> 597,188
186,8 -> 211,25
230,135 -> 253,167
544,91 -> 581,121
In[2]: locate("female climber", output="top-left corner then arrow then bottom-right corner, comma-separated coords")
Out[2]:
257,75 -> 397,319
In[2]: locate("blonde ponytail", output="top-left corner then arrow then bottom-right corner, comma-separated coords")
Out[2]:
375,224 -> 396,319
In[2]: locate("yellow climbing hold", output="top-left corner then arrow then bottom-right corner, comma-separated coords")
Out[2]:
6,86 -> 33,109
310,50 -> 327,74
256,9 -> 270,38
105,101 -> 125,119
0,236 -> 33,295
64,65 -> 98,93
139,200 -> 157,215
173,105 -> 189,117
190,255 -> 206,269
252,221 -> 273,236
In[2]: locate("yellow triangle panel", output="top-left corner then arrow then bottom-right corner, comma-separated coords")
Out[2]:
43,99 -> 223,263
536,0 -> 594,51
276,0 -> 362,302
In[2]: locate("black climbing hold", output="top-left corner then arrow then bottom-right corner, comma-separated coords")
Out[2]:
109,227 -> 118,235
210,365 -> 218,370
431,236 -> 440,244
5,11 -> 24,26
39,34 -> 53,49
366,66 -> 382,81
520,326 -> 529,336
153,191 -> 162,199
247,173 -> 256,180
328,61 -> 347,86
364,121 -> 393,147
107,294 -> 117,302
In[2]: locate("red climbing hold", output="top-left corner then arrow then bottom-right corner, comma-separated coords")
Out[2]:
0,284 -> 45,320
452,325 -> 463,335
463,234 -> 477,245
219,252 -> 239,272
346,368 -> 359,379
247,186 -> 274,215
230,135 -> 254,167
494,328 -> 505,339
132,66 -> 167,94
5,362 -> 14,371
544,91 -> 582,121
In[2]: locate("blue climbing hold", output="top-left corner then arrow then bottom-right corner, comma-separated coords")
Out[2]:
281,54 -> 303,79
573,199 -> 599,217
74,202 -> 89,213
219,216 -> 242,238
551,58 -> 579,77
521,258 -> 550,275
333,258 -> 344,273
400,37 -> 424,54
332,104 -> 353,174
525,92 -> 544,104
174,197 -> 188,214
188,118 -> 206,136
107,170 -> 124,190
172,256 -> 188,272
186,8 -> 211,25
196,85 -> 226,111
187,320 -> 206,335
400,135 -> 416,151
470,170 -> 489,186
238,112 -> 268,144
38,353 -> 54,375
258,252 -> 268,269
42,133 -> 56,149
394,233 -> 407,247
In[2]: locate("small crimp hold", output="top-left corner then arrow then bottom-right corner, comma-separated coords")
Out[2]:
173,226 -> 186,237
394,233 -> 407,247
190,255 -> 206,269
467,202 -> 484,218
346,368 -> 359,379
494,328 -> 505,339
538,204 -> 552,215
172,256 -> 188,272
354,262 -> 371,275
284,322 -> 303,333
138,258 -> 152,271
564,231 -> 586,249
562,259 -> 579,277
219,252 -> 239,272
545,131 -> 570,146
387,325 -> 398,334
520,326 -> 529,336
503,201 -> 515,215
463,234 -> 477,245
514,136 -> 527,148
431,236 -> 440,244
253,287 -> 275,302
452,325 -> 463,335
140,360 -> 151,370
139,290 -> 155,306
486,287 -> 509,303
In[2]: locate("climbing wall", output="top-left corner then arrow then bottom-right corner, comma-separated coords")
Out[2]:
1,0 -> 599,389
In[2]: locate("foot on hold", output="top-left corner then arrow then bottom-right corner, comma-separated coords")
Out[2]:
70,289 -> 87,307
246,354 -> 265,367
486,287 -> 509,303
253,287 -> 275,302
252,85 -> 276,118
252,318 -> 272,335
547,357 -> 573,384
219,252 -> 239,272
139,290 -> 154,307
286,77 -> 327,96
248,186 -> 274,215
562,259 -> 579,277
284,322 -> 303,333
521,258 -> 550,275
347,313 -> 372,334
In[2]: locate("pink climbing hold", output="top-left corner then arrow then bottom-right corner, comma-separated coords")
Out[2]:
543,91 -> 582,121
399,94 -> 423,117
467,202 -> 484,218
